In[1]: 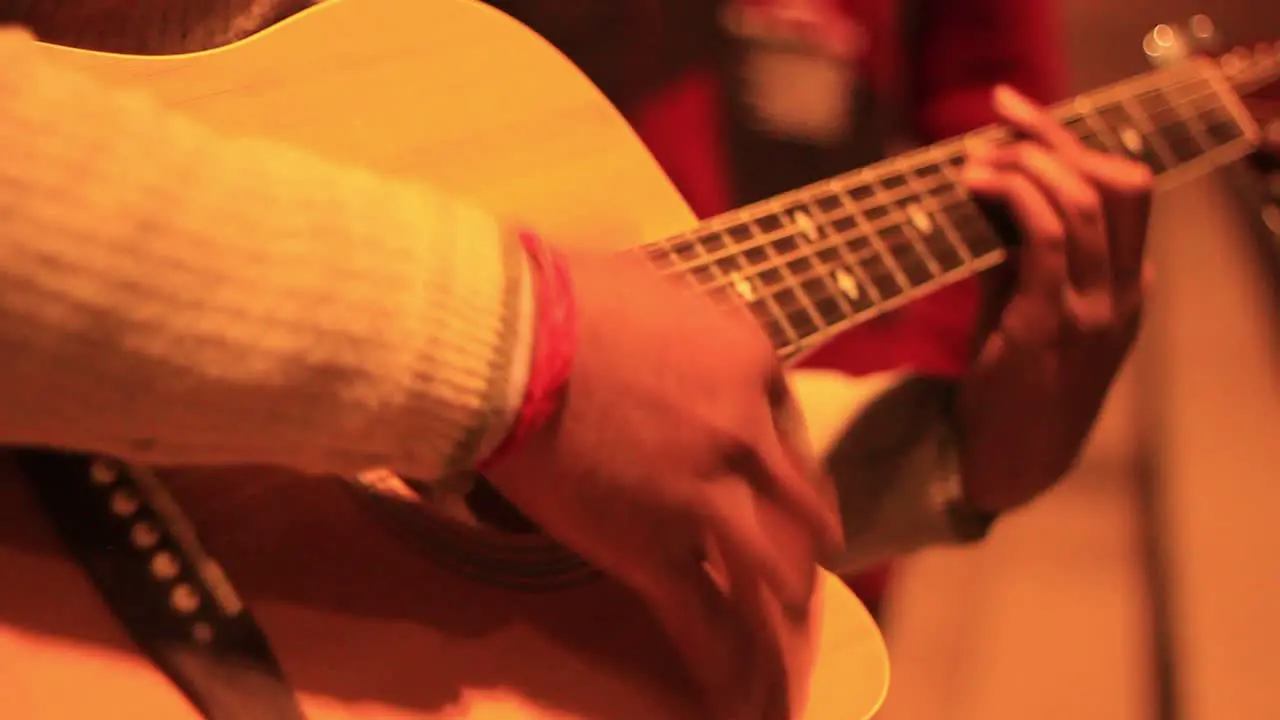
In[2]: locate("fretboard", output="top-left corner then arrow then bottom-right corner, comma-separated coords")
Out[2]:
641,57 -> 1260,362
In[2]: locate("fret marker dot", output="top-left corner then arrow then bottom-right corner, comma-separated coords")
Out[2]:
151,551 -> 181,581
1118,126 -> 1145,156
89,460 -> 119,486
170,584 -> 202,615
730,272 -> 757,301
109,489 -> 140,518
791,210 -> 820,242
130,522 -> 161,550
833,270 -> 861,301
906,203 -> 934,235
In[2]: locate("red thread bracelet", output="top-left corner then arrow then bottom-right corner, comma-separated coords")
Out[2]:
477,231 -> 578,470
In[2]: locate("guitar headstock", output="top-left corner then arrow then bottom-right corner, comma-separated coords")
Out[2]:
1146,18 -> 1280,274
1219,40 -> 1280,99
1143,16 -> 1280,99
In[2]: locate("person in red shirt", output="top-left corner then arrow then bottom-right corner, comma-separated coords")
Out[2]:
487,0 -> 1067,617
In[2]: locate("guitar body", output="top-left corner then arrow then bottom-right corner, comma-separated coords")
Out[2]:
0,1 -> 893,718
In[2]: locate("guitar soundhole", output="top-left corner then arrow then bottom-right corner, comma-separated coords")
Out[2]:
349,469 -> 600,590
463,475 -> 541,535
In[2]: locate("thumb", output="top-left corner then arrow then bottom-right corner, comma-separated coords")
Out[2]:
640,556 -> 783,719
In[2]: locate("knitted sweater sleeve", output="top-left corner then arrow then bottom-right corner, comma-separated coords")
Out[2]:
0,27 -> 533,481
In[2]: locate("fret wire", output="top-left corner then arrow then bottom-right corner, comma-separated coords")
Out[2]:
740,204 -> 944,340
753,209 -> 813,348
693,176 -> 1000,302
781,197 -> 864,321
706,224 -> 801,349
644,67 -> 1235,327
1165,83 -> 1237,134
698,231 -> 795,349
1143,83 -> 1216,159
1119,95 -> 1181,168
838,187 -> 914,293
1072,95 -> 1126,154
752,197 -> 855,343
770,203 -> 829,340
748,205 -> 993,325
688,74 -> 1214,280
696,200 -> 959,302
765,68 -> 1209,226
1139,81 -> 1240,169
811,182 -> 889,305
764,194 -> 877,315
924,194 -> 982,270
760,194 -> 980,297
868,186 -> 945,279
898,167 -> 977,266
679,168 -> 959,296
1199,55 -> 1264,144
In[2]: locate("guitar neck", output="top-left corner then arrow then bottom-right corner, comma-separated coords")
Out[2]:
641,57 -> 1263,362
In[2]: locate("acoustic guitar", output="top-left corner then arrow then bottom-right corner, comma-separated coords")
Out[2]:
0,0 -> 1274,718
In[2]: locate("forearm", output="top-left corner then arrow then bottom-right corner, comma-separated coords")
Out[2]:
0,27 -> 531,480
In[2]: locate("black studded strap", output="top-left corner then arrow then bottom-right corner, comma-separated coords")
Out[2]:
13,450 -> 306,720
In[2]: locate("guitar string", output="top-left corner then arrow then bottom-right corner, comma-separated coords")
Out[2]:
639,74 -> 1234,347
729,88 -> 1230,347
656,71 -> 1220,293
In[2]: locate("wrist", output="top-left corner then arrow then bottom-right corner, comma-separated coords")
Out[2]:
476,230 -> 578,470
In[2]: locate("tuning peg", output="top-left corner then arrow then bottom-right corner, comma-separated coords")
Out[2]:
1220,46 -> 1251,77
1187,14 -> 1223,54
1143,23 -> 1192,66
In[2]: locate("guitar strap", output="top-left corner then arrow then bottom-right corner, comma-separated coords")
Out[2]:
13,450 -> 306,720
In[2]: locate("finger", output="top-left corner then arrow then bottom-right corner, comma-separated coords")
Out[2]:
1263,119 -> 1280,157
991,83 -> 1082,154
989,83 -> 1154,295
642,551 -> 773,719
769,373 -> 845,556
702,527 -> 794,720
962,160 -> 1069,336
1067,151 -> 1154,298
699,477 -> 817,619
985,142 -> 1111,295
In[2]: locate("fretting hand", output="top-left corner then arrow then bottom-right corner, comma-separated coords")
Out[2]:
957,85 -> 1155,513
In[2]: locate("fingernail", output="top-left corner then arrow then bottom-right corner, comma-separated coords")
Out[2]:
993,83 -> 1034,119
966,139 -> 995,161
960,163 -> 997,188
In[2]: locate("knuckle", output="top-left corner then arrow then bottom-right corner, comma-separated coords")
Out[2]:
1030,216 -> 1068,249
720,430 -> 771,475
1010,141 -> 1042,169
1112,162 -> 1155,198
1066,183 -> 1105,231
1116,294 -> 1147,334
1065,294 -> 1117,335
1073,182 -> 1104,218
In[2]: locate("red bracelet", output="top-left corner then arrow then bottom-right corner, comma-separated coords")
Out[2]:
477,231 -> 578,471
